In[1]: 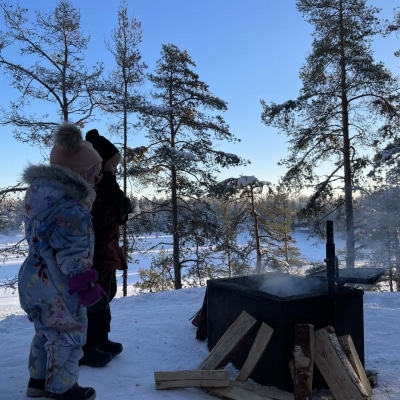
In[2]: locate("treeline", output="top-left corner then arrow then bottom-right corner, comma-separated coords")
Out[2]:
126,181 -> 400,292
2,180 -> 400,291
1,182 -> 304,291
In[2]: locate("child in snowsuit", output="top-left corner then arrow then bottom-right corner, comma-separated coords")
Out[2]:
80,129 -> 132,367
19,122 -> 104,400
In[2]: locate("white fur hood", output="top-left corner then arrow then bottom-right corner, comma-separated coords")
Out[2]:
22,163 -> 96,208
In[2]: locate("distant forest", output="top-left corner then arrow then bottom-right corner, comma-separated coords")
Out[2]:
2,183 -> 400,292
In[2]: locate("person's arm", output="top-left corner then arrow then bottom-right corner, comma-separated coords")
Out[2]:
94,171 -> 132,226
91,195 -> 117,230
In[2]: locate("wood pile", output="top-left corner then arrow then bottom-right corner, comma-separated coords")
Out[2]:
154,310 -> 373,399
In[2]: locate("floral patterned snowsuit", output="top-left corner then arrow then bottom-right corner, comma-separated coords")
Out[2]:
18,164 -> 96,394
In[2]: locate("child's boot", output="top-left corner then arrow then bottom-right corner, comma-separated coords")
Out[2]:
44,383 -> 96,400
80,346 -> 112,367
97,338 -> 123,357
26,377 -> 46,397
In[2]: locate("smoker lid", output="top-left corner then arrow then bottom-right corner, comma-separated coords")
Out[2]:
208,273 -> 333,299
307,267 -> 386,285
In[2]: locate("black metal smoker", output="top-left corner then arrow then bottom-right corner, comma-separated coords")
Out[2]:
206,221 -> 373,392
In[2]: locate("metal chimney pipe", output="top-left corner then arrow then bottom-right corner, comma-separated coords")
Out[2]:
325,220 -> 336,300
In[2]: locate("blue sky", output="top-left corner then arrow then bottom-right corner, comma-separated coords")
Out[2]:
0,0 -> 399,194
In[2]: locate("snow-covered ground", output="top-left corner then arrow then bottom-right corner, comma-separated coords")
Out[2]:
1,230 -> 399,399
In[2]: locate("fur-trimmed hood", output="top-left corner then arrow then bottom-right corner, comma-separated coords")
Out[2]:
22,163 -> 96,209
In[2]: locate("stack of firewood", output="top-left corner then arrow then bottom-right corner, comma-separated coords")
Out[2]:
154,310 -> 373,399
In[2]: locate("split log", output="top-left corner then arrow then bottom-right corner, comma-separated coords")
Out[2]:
314,326 -> 370,400
289,323 -> 314,400
236,322 -> 274,382
207,380 -> 293,400
338,334 -> 372,397
198,310 -> 258,370
154,370 -> 229,390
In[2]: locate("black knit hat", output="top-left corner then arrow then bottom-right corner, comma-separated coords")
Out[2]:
85,129 -> 119,165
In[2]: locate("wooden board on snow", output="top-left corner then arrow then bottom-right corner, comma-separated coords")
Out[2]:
207,380 -> 294,400
154,370 -> 229,390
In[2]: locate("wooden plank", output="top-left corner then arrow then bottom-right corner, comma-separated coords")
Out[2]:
314,326 -> 370,400
338,334 -> 372,397
154,370 -> 229,390
207,384 -> 271,400
231,381 -> 294,400
289,324 -> 314,400
198,310 -> 258,370
236,322 -> 274,382
207,380 -> 294,400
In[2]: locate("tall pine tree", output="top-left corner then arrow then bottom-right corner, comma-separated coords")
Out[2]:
137,44 -> 246,289
0,0 -> 104,145
104,0 -> 147,295
261,0 -> 400,268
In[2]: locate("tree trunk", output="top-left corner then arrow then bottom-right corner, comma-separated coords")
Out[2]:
392,228 -> 400,291
122,91 -> 129,296
251,186 -> 262,273
339,0 -> 355,268
171,164 -> 182,289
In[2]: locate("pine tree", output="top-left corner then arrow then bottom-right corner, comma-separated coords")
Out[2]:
209,176 -> 300,273
261,184 -> 303,272
356,184 -> 400,291
104,0 -> 147,296
212,199 -> 251,277
0,0 -> 104,145
137,44 -> 246,289
261,0 -> 400,268
237,176 -> 269,274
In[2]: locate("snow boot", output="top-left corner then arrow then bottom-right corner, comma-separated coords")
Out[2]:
79,346 -> 112,367
26,377 -> 45,397
44,383 -> 96,400
97,338 -> 123,357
